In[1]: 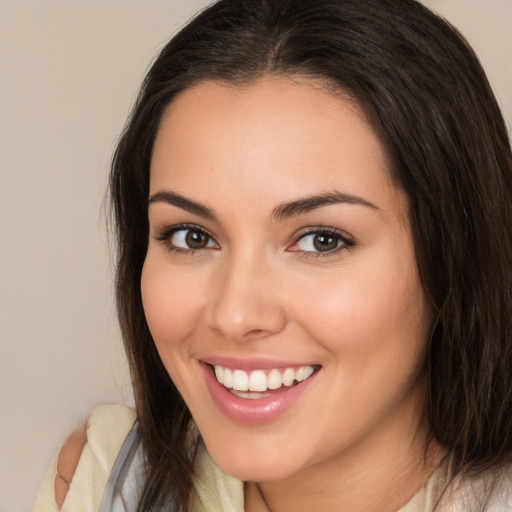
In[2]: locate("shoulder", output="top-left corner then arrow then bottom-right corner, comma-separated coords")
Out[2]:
55,424 -> 88,507
438,464 -> 512,512
34,404 -> 137,512
85,403 -> 137,454
486,465 -> 512,510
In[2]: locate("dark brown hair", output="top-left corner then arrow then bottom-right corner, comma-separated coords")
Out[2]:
109,0 -> 512,509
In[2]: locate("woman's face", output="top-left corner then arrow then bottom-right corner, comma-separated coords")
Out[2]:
142,77 -> 432,482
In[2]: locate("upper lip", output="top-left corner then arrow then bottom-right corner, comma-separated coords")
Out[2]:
199,355 -> 320,372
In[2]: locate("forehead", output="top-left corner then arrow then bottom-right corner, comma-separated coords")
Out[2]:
150,76 -> 404,217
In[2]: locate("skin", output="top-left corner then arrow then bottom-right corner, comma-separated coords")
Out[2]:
54,423 -> 87,507
142,76 -> 441,512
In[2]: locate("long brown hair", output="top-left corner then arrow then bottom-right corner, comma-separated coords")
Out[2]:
109,0 -> 512,509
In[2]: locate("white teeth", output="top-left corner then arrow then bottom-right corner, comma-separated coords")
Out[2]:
223,368 -> 233,388
231,390 -> 271,399
232,369 -> 249,391
267,368 -> 282,390
296,366 -> 314,382
282,368 -> 295,386
249,370 -> 268,392
212,364 -> 317,393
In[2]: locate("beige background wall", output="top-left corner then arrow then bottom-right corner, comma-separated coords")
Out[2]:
0,1 -> 510,511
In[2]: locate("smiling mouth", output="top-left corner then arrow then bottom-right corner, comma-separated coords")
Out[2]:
210,364 -> 321,399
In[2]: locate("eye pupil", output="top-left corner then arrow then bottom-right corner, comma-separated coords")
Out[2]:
313,233 -> 338,252
185,230 -> 208,248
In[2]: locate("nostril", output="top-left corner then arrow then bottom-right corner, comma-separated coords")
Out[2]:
246,329 -> 266,337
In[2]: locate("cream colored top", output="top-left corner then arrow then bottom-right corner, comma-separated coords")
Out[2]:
34,405 -> 137,512
34,404 -> 512,512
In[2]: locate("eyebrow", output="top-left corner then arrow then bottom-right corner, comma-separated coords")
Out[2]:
148,191 -> 218,221
271,191 -> 379,221
147,190 -> 378,222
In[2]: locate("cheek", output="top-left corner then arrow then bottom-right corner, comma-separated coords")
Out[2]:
293,250 -> 429,365
140,255 -> 207,351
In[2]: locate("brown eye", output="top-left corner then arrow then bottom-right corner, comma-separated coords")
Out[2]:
185,230 -> 209,248
312,233 -> 339,252
168,228 -> 216,250
291,229 -> 352,255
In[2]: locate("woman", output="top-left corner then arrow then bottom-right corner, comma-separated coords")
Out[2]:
35,0 -> 512,510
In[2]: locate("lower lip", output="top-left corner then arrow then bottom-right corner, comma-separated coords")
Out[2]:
200,363 -> 317,425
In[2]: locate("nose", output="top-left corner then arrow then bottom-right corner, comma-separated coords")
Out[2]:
207,251 -> 287,342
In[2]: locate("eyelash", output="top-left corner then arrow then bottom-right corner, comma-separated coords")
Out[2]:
154,224 -> 217,255
289,227 -> 355,258
154,224 -> 355,257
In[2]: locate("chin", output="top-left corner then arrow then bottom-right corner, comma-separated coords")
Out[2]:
215,458 -> 297,483
203,436 -> 304,482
